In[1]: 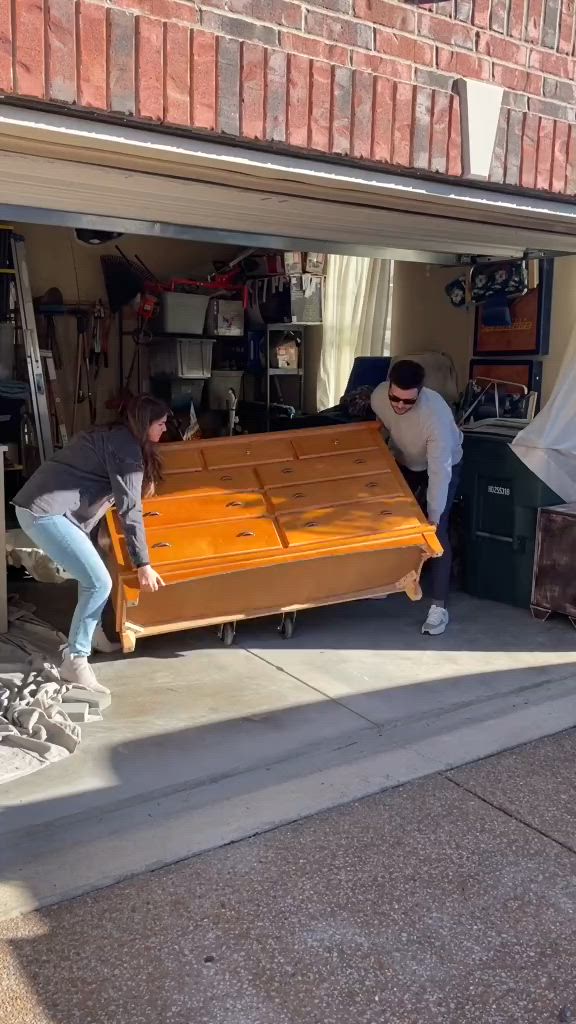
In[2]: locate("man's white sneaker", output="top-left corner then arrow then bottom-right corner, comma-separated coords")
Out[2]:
59,646 -> 111,695
92,624 -> 121,654
422,605 -> 449,636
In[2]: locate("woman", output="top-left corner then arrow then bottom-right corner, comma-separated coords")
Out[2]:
13,395 -> 169,692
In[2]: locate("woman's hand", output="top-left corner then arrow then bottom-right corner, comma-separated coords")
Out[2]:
137,564 -> 165,592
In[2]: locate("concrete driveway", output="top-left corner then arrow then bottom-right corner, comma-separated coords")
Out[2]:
2,587 -> 576,917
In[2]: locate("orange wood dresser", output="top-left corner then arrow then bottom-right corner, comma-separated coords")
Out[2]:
104,423 -> 442,652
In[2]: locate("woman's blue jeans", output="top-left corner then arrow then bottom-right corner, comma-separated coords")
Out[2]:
16,507 -> 112,657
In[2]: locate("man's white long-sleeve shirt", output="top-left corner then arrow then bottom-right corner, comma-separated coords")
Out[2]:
370,384 -> 463,523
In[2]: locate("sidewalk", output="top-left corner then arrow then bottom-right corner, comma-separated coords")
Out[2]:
2,727 -> 576,1024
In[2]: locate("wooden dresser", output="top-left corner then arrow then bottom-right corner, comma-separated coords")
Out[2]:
104,423 -> 442,652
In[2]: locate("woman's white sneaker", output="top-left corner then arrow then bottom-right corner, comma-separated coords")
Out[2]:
422,605 -> 449,636
59,646 -> 111,694
92,624 -> 121,654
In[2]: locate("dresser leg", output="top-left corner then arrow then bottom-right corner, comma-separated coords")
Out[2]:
121,628 -> 137,654
531,606 -> 551,622
403,572 -> 423,602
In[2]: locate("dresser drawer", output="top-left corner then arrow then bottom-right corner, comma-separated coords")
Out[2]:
121,517 -> 283,566
154,467 -> 260,499
267,473 -> 404,513
291,428 -> 379,459
203,437 -> 295,469
158,442 -> 204,474
142,491 -> 267,526
259,450 -> 390,488
278,501 -> 423,548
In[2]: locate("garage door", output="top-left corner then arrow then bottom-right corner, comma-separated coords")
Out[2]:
1,105 -> 576,260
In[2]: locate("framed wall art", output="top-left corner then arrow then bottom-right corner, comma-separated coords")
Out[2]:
473,258 -> 553,357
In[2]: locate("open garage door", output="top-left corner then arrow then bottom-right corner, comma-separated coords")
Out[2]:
1,105 -> 576,260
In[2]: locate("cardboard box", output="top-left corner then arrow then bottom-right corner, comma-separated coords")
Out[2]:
206,299 -> 245,336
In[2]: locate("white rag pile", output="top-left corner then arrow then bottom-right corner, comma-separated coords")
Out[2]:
0,598 -> 110,785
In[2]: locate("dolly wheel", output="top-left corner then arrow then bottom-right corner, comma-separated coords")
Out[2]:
218,622 -> 236,646
279,613 -> 296,640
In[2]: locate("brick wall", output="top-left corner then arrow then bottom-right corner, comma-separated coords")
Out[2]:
1,0 -> 576,194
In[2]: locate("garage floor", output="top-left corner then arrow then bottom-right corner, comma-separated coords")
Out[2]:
3,582 -> 576,918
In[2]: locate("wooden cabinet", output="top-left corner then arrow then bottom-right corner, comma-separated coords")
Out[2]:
531,503 -> 575,624
105,423 -> 441,652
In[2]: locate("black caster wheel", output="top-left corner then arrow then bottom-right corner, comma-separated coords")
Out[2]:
279,613 -> 296,640
218,622 -> 236,646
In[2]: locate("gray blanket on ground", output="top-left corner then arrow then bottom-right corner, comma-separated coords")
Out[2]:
0,601 -> 84,785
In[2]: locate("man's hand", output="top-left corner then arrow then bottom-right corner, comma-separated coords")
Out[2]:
137,564 -> 165,592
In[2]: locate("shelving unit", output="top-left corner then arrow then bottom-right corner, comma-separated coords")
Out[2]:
265,323 -> 319,430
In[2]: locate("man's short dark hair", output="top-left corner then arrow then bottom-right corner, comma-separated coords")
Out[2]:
389,360 -> 425,391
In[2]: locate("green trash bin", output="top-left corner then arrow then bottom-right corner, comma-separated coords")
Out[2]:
460,426 -> 562,608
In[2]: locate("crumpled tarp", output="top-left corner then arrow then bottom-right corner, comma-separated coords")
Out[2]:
0,599 -> 104,785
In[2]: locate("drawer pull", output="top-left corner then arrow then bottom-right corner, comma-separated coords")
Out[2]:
379,510 -> 392,516
244,449 -> 252,456
292,492 -> 305,499
143,511 -> 161,518
305,521 -> 319,528
354,458 -> 366,465
237,530 -> 255,538
281,467 -> 294,475
226,501 -> 244,508
152,541 -> 172,548
220,474 -> 233,481
332,440 -> 341,446
365,482 -> 378,490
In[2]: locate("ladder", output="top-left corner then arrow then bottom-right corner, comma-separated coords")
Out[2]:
10,234 -> 56,462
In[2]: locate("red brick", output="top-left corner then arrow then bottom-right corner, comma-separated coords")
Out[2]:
114,0 -> 199,22
280,31 -> 349,66
265,48 -> 287,142
526,0 -> 543,42
287,52 -> 310,148
490,0 -> 508,32
536,115 -> 554,190
392,82 -> 414,167
331,64 -> 352,154
198,0 -> 302,30
163,22 -> 190,125
477,33 -> 528,64
351,68 -> 373,159
430,88 -> 450,174
447,92 -> 462,176
107,7 -> 135,114
371,75 -> 393,163
45,0 -> 75,102
520,111 -> 538,188
529,49 -> 574,76
136,15 -> 163,119
310,60 -> 332,152
492,63 -> 543,95
14,0 -> 45,98
374,28 -> 416,61
0,0 -> 12,91
419,12 -> 475,49
437,48 -> 491,80
551,119 -> 569,192
412,84 -> 432,170
567,123 -> 576,193
354,0 -> 416,31
241,41 -> 265,140
508,0 -> 527,38
305,10 -> 373,49
77,1 -> 107,109
472,0 -> 491,28
558,0 -> 575,53
353,50 -> 412,80
192,29 -> 217,131
414,40 -> 435,66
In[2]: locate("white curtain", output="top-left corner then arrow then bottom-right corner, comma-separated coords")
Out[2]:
512,321 -> 576,501
317,255 -> 391,411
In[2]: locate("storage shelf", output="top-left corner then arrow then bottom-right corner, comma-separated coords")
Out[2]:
269,368 -> 303,376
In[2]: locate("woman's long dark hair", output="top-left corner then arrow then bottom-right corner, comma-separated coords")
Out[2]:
122,394 -> 169,497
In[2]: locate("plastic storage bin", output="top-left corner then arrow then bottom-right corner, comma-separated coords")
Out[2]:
149,338 -> 214,379
158,294 -> 210,335
207,370 -> 244,410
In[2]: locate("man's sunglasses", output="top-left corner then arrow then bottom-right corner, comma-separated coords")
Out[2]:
389,393 -> 418,407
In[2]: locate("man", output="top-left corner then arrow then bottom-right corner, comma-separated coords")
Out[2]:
371,359 -> 463,635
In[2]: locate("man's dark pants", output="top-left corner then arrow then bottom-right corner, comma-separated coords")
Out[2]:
398,460 -> 462,604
